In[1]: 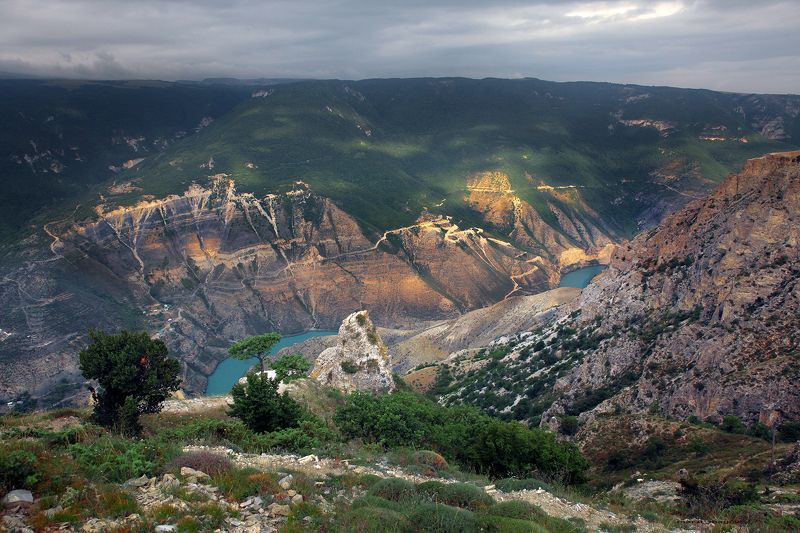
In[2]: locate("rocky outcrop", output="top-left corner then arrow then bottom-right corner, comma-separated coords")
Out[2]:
544,151 -> 800,425
310,311 -> 394,393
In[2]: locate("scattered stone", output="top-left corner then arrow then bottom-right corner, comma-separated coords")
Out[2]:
298,454 -> 318,465
44,505 -> 64,518
124,474 -> 151,488
291,494 -> 304,504
271,504 -> 291,517
155,525 -> 177,532
278,475 -> 293,490
2,489 -> 34,505
286,490 -> 297,497
3,514 -> 33,532
159,473 -> 180,491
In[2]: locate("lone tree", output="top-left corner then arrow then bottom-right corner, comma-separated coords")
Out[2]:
272,353 -> 311,382
228,332 -> 281,373
79,330 -> 181,436
229,373 -> 302,433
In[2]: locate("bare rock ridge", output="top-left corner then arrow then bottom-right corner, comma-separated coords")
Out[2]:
545,151 -> 800,425
0,173 -> 610,403
310,311 -> 394,393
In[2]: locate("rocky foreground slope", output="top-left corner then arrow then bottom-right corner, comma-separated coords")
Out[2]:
438,152 -> 800,428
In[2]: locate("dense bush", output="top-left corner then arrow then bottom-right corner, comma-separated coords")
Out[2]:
559,416 -> 579,436
0,448 -> 38,491
79,330 -> 181,436
720,415 -> 745,434
271,354 -> 311,382
779,421 -> 800,442
229,372 -> 303,433
334,392 -> 589,483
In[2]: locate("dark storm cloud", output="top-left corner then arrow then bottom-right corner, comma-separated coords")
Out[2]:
0,0 -> 798,93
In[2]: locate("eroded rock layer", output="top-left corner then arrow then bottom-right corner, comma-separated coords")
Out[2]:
0,176 -> 609,402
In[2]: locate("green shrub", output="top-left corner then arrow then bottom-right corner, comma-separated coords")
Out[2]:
779,421 -> 800,442
367,478 -> 417,501
341,506 -> 410,533
407,503 -> 477,533
0,449 -> 39,490
68,434 -> 178,483
721,415 -> 745,434
419,482 -> 494,510
687,437 -> 710,457
334,392 -> 589,483
560,416 -> 579,436
350,495 -> 407,513
340,360 -> 359,374
271,354 -> 311,382
229,372 -> 303,433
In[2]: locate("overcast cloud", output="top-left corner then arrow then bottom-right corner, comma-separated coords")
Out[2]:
0,0 -> 798,93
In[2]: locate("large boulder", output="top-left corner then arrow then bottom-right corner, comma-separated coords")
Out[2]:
310,311 -> 395,393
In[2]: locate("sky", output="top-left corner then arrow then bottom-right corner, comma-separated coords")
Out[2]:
1,0 -> 799,94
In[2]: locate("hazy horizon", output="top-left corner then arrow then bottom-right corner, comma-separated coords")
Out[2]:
1,0 -> 798,94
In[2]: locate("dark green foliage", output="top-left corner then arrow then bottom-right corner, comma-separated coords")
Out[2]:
721,415 -> 746,434
407,503 -> 477,533
334,391 -> 589,483
228,332 -> 281,373
560,416 -> 579,436
687,437 -> 710,457
79,330 -> 181,436
340,360 -> 359,374
779,421 -> 800,442
228,372 -> 302,433
0,449 -> 38,491
270,353 -> 311,382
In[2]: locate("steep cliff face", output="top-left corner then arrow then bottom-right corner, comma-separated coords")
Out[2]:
310,311 -> 394,393
436,152 -> 799,428
0,175 -> 608,403
546,151 -> 800,425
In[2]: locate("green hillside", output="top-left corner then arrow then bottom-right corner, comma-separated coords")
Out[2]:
1,77 -> 798,243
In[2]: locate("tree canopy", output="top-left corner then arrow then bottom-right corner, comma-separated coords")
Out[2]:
228,332 -> 281,373
272,353 -> 311,382
79,330 -> 181,435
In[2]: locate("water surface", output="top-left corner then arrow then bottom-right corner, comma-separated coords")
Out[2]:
205,330 -> 337,395
559,264 -> 607,289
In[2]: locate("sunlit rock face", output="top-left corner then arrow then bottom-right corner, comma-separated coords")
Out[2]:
1,174 -> 613,403
310,311 -> 394,394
